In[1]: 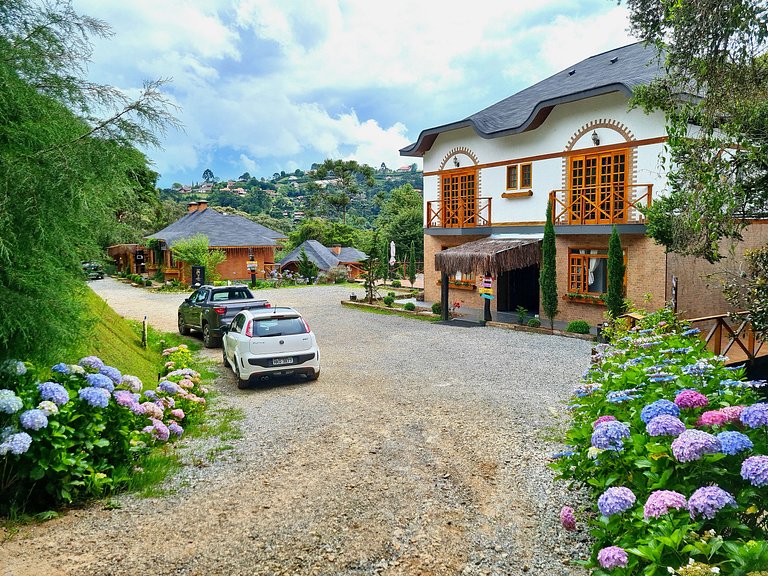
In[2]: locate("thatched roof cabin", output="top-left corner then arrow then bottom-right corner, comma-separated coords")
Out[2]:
435,237 -> 541,277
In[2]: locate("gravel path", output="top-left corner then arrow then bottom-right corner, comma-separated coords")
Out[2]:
1,278 -> 592,576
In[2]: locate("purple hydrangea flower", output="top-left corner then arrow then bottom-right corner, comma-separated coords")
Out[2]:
78,386 -> 110,408
158,380 -> 180,395
740,403 -> 768,429
51,363 -> 70,374
688,486 -> 736,519
38,381 -> 70,406
643,490 -> 687,519
598,487 -> 636,516
143,390 -> 158,401
128,402 -> 145,415
641,399 -> 680,423
741,455 -> 768,487
0,432 -> 33,455
559,506 -> 576,531
646,415 -> 686,437
671,429 -> 721,462
19,409 -> 48,431
0,389 -> 23,414
717,431 -> 754,455
78,356 -> 104,370
85,373 -> 115,392
99,365 -> 122,385
168,422 -> 184,437
597,546 -> 628,569
674,390 -> 709,410
121,375 -> 143,393
113,390 -> 140,407
591,421 -> 631,451
146,418 -> 170,441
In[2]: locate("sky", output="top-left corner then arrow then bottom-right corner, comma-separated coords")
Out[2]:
71,0 -> 637,187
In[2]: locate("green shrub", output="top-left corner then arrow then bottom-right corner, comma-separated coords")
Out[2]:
383,295 -> 395,307
527,317 -> 541,328
403,302 -> 416,311
566,320 -> 590,334
431,302 -> 441,315
144,279 -> 152,287
391,280 -> 401,288
516,305 -> 528,324
325,265 -> 350,284
388,291 -> 396,298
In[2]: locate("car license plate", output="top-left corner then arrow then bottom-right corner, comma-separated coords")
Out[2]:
272,357 -> 294,366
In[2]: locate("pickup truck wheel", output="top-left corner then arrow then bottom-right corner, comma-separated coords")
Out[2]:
178,314 -> 190,336
202,323 -> 220,348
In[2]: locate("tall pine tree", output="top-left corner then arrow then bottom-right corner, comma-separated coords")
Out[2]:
540,199 -> 558,330
606,225 -> 626,318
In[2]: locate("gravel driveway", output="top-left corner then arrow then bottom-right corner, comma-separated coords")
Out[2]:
1,278 -> 591,576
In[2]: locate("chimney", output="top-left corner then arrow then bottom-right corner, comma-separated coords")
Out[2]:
187,202 -> 198,213
197,200 -> 208,211
331,244 -> 341,255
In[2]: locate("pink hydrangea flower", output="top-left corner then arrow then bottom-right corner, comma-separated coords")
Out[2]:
170,408 -> 185,420
559,506 -> 577,531
697,410 -> 729,427
643,490 -> 687,519
592,415 -> 617,428
675,390 -> 709,410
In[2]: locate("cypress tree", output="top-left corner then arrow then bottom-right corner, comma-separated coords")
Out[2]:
606,225 -> 626,318
540,199 -> 558,329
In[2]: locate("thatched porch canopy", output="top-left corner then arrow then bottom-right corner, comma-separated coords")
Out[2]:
435,237 -> 541,277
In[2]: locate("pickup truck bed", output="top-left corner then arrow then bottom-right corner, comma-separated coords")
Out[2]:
177,285 -> 270,347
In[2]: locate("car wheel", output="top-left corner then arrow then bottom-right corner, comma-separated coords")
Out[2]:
202,323 -> 220,348
178,314 -> 190,336
307,370 -> 320,381
234,359 -> 249,389
222,347 -> 230,368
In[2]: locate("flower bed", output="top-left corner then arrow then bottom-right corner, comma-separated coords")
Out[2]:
552,308 -> 768,574
0,344 -> 208,515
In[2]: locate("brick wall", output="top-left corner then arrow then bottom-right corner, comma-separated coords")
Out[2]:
423,233 -> 490,308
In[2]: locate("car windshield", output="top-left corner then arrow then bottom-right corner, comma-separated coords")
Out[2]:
253,317 -> 305,337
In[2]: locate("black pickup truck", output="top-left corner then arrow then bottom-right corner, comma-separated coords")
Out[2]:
177,285 -> 270,347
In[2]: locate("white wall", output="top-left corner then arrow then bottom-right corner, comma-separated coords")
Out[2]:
422,91 -> 670,225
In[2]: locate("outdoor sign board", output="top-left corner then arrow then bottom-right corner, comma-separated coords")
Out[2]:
246,261 -> 258,272
191,266 -> 205,287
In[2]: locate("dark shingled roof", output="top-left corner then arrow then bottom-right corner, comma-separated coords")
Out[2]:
279,240 -> 368,271
145,207 -> 285,247
401,42 -> 664,157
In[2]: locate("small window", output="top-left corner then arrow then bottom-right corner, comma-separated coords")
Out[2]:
506,165 -> 519,190
233,313 -> 247,332
568,249 -> 626,295
506,163 -> 532,190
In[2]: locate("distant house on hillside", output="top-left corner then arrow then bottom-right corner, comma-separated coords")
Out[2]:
279,240 -> 367,280
115,201 -> 287,284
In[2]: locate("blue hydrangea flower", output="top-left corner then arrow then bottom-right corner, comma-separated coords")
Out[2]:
78,387 -> 110,408
19,409 -> 48,431
0,389 -> 23,414
2,359 -> 27,375
158,380 -> 180,395
598,486 -> 636,516
78,356 -> 104,370
641,399 -> 680,423
168,422 -> 184,437
591,421 -> 631,451
551,448 -> 576,459
51,363 -> 70,374
0,432 -> 33,455
740,403 -> 768,429
85,373 -> 115,393
646,415 -> 686,437
99,365 -> 122,384
38,381 -> 70,406
741,456 -> 768,487
688,485 -> 736,519
606,389 -> 640,403
648,373 -> 677,383
143,390 -> 158,401
717,431 -> 753,455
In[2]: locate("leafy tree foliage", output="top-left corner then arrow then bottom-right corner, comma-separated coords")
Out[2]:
0,0 -> 176,363
539,199 -> 558,329
606,226 -> 626,318
202,168 -> 215,183
296,247 -> 318,284
625,0 -> 768,262
374,184 -> 423,263
314,159 -> 375,224
170,234 -> 227,282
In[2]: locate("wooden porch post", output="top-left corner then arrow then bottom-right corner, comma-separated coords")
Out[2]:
441,272 -> 449,321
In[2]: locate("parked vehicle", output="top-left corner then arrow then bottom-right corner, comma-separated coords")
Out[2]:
177,284 -> 270,348
82,261 -> 104,280
221,307 -> 320,388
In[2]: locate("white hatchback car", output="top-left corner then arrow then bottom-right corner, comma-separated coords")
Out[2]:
221,307 -> 320,388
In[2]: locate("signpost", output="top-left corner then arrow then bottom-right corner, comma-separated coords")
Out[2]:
481,274 -> 494,321
247,260 -> 258,286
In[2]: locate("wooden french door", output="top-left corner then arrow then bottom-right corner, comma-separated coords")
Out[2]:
441,170 -> 477,227
569,150 -> 627,224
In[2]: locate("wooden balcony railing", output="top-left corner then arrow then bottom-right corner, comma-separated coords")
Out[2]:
688,313 -> 766,365
549,184 -> 652,225
426,197 -> 492,228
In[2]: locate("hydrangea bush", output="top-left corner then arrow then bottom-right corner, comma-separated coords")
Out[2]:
0,344 -> 208,515
552,309 -> 768,574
